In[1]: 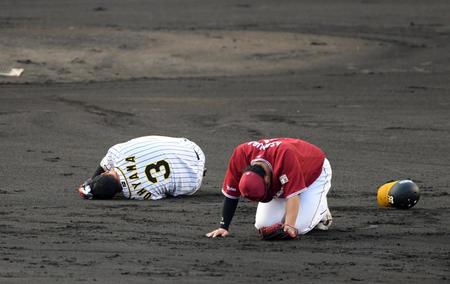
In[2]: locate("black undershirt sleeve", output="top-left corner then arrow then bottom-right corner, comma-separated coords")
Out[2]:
220,197 -> 239,230
92,165 -> 105,178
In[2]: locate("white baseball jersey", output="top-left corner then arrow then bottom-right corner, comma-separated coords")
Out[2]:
100,136 -> 205,200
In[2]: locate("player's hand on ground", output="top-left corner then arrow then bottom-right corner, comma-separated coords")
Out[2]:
77,184 -> 86,199
206,228 -> 229,238
77,179 -> 93,199
283,224 -> 299,238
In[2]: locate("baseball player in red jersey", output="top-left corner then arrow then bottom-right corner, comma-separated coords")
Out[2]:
206,138 -> 332,240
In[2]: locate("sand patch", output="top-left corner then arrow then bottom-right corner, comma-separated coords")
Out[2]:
0,27 -> 378,83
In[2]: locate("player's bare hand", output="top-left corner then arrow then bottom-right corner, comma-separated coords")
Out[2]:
206,228 -> 229,238
77,184 -> 85,199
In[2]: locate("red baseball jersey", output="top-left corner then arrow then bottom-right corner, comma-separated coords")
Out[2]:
222,138 -> 325,200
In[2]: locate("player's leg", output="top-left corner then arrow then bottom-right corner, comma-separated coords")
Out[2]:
192,140 -> 206,187
254,198 -> 286,229
295,158 -> 332,234
179,140 -> 206,196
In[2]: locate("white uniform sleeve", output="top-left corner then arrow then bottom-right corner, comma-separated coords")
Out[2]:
100,144 -> 121,171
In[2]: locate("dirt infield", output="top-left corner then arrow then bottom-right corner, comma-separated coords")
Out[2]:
0,28 -> 379,82
1,1 -> 449,283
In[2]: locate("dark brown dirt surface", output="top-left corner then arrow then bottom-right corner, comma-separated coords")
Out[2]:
1,1 -> 449,283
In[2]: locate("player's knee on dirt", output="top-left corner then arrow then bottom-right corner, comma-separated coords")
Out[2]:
295,214 -> 325,234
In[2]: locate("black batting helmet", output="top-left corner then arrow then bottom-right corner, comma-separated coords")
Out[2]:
80,174 -> 122,200
377,180 -> 420,209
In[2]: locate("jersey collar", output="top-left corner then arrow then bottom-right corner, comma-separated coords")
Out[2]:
115,168 -> 131,199
250,157 -> 273,173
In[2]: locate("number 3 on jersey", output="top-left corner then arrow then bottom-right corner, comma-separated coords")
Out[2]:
145,160 -> 171,183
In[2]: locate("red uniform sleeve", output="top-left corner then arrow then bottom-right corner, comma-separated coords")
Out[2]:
276,149 -> 307,199
222,147 -> 246,199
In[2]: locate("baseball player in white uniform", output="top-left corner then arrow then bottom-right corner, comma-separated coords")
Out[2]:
78,136 -> 206,200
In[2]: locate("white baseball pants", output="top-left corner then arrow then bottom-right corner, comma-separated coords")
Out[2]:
254,158 -> 332,234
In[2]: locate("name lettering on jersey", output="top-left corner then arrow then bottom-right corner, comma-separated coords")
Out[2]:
124,156 -> 146,196
125,156 -> 136,163
248,140 -> 282,151
123,156 -> 171,199
137,188 -> 151,200
126,165 -> 137,172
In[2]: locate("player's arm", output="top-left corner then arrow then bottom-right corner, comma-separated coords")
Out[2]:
278,149 -> 304,237
284,195 -> 300,237
90,144 -> 122,179
206,197 -> 239,238
92,165 -> 105,178
77,165 -> 105,198
258,195 -> 300,240
207,147 -> 243,238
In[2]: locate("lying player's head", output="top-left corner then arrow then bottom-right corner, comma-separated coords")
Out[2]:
239,164 -> 272,203
79,173 -> 122,200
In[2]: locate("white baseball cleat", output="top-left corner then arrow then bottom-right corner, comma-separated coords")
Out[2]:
315,208 -> 332,231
